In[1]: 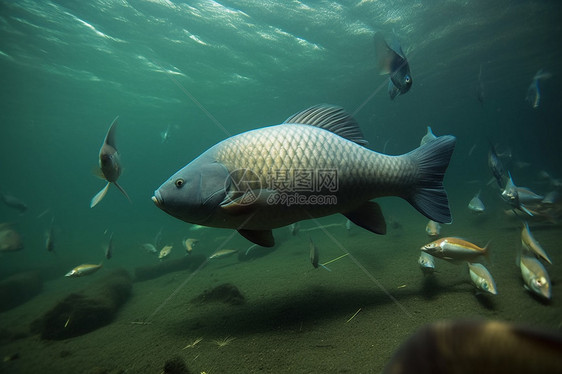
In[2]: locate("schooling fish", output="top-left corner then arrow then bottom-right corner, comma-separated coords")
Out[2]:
468,263 -> 497,295
488,143 -> 507,189
141,243 -> 158,254
158,245 -> 172,260
526,69 -> 551,109
425,220 -> 441,237
0,223 -> 24,252
0,192 -> 28,214
90,117 -> 131,208
65,263 -> 102,277
374,33 -> 412,100
519,252 -> 551,300
209,248 -> 238,259
521,222 -> 552,265
418,252 -> 435,275
468,190 -> 485,213
502,172 -> 533,216
421,237 -> 489,263
182,238 -> 199,255
152,105 -> 456,247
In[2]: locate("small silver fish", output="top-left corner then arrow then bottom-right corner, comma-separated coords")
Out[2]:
45,217 -> 55,252
519,253 -> 551,300
158,245 -> 172,259
90,117 -> 131,208
468,263 -> 497,295
209,248 -> 238,259
421,237 -> 489,263
502,172 -> 533,216
141,243 -> 158,254
65,263 -> 102,277
418,252 -> 435,275
468,191 -> 485,213
105,232 -> 113,260
160,124 -> 171,143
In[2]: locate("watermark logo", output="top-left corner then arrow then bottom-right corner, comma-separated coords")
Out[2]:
225,168 -> 339,207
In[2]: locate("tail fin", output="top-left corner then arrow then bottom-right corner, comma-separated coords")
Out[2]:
405,135 -> 456,224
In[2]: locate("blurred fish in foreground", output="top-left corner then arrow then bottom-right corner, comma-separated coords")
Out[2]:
90,117 -> 131,208
373,32 -> 412,100
383,320 -> 562,374
526,69 -> 552,109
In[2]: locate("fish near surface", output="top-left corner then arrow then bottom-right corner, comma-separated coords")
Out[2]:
374,32 -> 412,100
90,117 -> 131,208
152,105 -> 456,247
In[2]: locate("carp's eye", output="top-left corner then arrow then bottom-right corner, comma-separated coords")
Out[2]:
175,178 -> 185,188
405,76 -> 411,83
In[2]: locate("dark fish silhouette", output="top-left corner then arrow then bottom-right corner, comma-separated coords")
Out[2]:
1,192 -> 28,214
374,32 -> 412,100
90,117 -> 130,208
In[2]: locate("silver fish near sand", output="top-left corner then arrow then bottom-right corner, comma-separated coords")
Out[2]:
65,263 -> 102,277
468,263 -> 497,295
468,191 -> 485,213
90,117 -> 131,208
519,253 -> 551,300
502,172 -> 533,216
0,192 -> 28,214
521,222 -> 552,264
420,126 -> 437,146
152,105 -> 456,247
418,252 -> 435,275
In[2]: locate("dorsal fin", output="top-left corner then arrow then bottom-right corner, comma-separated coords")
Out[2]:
104,116 -> 119,148
283,104 -> 368,146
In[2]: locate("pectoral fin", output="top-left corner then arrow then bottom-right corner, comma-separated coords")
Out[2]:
343,201 -> 386,235
220,190 -> 270,215
238,229 -> 275,247
90,183 -> 110,208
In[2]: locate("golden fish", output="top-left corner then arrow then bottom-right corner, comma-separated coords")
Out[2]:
521,222 -> 552,264
421,237 -> 489,262
182,238 -> 199,254
209,249 -> 238,259
65,263 -> 102,277
158,245 -> 172,259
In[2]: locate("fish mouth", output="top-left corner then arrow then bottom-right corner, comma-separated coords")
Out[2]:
151,192 -> 162,207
